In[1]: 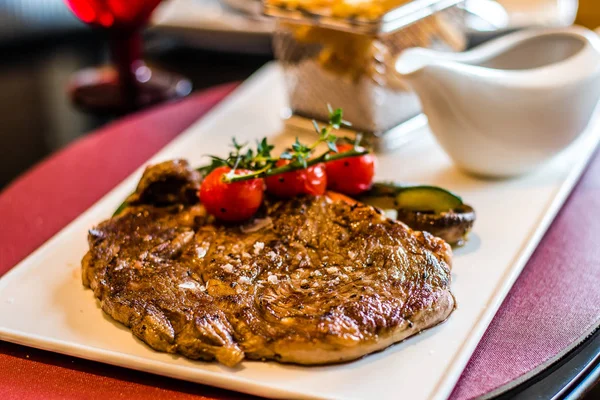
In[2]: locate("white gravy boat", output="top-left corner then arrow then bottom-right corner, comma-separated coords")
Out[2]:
394,26 -> 600,178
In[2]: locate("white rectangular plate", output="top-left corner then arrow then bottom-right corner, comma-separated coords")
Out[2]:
1,64 -> 599,400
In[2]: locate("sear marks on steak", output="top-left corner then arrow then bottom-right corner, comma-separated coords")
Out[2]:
83,160 -> 455,367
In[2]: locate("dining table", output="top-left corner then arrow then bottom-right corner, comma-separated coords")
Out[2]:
1,27 -> 600,400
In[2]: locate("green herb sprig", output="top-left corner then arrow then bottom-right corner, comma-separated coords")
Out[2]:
201,107 -> 369,183
113,107 -> 369,217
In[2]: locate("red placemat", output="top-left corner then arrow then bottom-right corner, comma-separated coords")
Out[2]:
1,81 -> 599,400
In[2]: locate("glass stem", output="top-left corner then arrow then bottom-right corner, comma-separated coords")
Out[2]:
109,31 -> 142,110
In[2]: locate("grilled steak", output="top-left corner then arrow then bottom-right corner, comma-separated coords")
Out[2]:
82,160 -> 455,366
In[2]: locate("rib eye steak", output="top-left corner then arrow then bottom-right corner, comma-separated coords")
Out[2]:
82,160 -> 455,366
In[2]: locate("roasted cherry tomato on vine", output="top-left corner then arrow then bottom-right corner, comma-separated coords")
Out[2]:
265,159 -> 327,198
325,144 -> 376,195
199,166 -> 264,222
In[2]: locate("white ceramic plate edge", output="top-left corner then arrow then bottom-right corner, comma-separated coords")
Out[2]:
432,124 -> 600,400
0,327 -> 325,399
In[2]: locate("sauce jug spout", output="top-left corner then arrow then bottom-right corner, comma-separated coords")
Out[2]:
394,47 -> 466,87
395,48 -> 443,78
392,48 -> 466,116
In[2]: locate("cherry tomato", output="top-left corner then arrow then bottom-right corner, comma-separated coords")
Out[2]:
325,144 -> 376,195
265,160 -> 327,198
199,166 -> 264,222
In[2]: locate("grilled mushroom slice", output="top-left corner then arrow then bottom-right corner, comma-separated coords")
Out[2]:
359,183 -> 476,246
396,204 -> 475,246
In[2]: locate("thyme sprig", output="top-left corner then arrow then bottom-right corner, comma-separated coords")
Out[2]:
200,107 -> 369,183
113,107 -> 368,216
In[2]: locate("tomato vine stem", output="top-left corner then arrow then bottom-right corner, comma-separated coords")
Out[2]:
222,147 -> 369,183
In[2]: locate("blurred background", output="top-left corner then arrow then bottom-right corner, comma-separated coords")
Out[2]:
0,0 -> 598,189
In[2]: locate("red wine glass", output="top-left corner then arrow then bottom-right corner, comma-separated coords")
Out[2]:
64,0 -> 192,113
